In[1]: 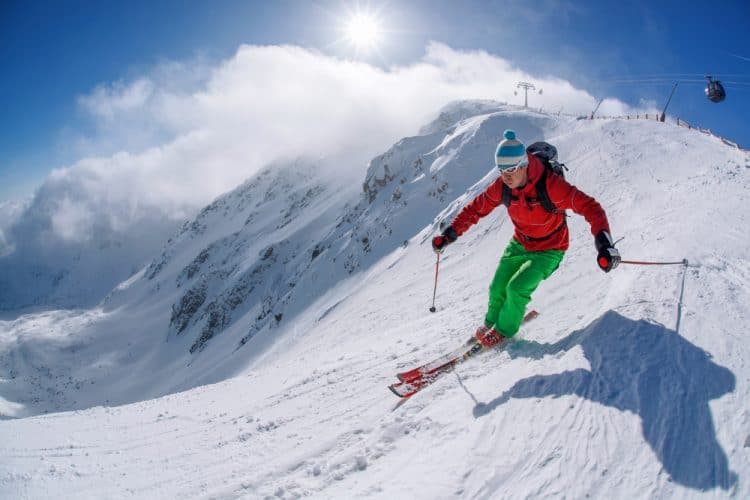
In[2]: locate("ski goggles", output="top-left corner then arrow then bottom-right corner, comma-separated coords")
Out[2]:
497,159 -> 528,174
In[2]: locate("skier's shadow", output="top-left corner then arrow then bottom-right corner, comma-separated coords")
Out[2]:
473,311 -> 737,491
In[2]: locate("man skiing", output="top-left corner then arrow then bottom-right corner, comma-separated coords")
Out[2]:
432,129 -> 620,349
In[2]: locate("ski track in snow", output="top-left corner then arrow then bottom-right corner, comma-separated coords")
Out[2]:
2,104 -> 750,499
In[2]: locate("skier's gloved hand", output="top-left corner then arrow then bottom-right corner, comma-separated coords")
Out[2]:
432,236 -> 449,253
432,226 -> 458,254
595,230 -> 621,272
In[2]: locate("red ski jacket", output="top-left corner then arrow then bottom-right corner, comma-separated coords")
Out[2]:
450,154 -> 610,252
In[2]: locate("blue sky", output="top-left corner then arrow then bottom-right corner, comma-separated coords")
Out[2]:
1,0 -> 749,200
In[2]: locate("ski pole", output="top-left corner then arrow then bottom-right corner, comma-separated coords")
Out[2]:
429,252 -> 441,312
620,258 -> 688,266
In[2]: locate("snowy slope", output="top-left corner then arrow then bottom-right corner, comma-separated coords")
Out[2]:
2,102 -> 750,499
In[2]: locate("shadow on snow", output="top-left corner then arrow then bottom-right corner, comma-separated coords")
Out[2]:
473,310 -> 737,491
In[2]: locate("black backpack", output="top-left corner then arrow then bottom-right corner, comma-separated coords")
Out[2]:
501,141 -> 568,214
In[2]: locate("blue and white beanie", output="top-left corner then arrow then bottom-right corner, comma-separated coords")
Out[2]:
495,129 -> 528,169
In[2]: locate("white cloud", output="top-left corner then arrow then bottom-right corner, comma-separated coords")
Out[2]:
50,195 -> 95,242
78,78 -> 155,122
0,199 -> 25,256
12,43 -> 656,246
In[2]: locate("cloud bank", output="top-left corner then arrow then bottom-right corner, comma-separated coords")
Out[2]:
13,42 -> 651,244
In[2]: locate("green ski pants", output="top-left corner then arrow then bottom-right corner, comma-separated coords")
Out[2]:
485,239 -> 564,337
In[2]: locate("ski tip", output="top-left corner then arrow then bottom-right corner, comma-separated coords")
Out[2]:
388,384 -> 405,398
388,384 -> 413,398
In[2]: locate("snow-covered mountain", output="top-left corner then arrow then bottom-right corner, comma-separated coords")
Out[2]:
138,101 -> 560,357
2,101 -> 749,499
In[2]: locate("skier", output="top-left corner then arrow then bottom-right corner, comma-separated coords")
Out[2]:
432,129 -> 620,349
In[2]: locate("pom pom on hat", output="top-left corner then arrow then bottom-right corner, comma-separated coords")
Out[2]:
495,129 -> 528,169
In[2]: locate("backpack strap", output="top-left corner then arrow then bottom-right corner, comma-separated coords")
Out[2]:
501,183 -> 513,207
534,168 -> 563,214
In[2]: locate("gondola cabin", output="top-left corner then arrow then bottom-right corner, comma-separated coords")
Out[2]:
705,76 -> 726,103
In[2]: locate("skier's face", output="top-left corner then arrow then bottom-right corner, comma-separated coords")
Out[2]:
501,165 -> 528,189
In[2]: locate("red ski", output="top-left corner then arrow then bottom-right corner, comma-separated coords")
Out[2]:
389,342 -> 483,397
389,310 -> 539,398
396,310 -> 539,383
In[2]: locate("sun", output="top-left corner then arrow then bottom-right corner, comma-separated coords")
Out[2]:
344,13 -> 382,50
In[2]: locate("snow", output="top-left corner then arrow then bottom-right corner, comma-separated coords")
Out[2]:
2,101 -> 750,499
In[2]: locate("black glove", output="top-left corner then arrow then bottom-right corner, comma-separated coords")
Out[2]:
595,230 -> 621,272
432,226 -> 458,254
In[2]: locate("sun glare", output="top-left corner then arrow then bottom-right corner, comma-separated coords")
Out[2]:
345,13 -> 381,50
